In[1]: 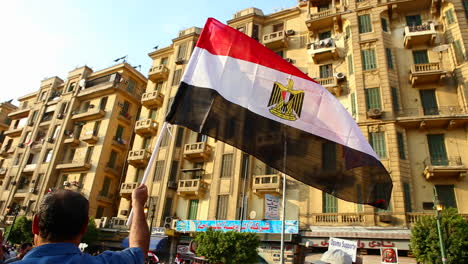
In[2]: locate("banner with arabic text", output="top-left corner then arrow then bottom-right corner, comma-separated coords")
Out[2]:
175,220 -> 298,234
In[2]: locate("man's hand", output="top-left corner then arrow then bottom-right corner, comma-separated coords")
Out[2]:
132,184 -> 148,209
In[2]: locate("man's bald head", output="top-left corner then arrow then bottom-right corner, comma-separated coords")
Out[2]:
36,189 -> 89,242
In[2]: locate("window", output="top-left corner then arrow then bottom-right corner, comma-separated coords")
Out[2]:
59,102 -> 68,115
427,134 -> 448,165
99,97 -> 108,110
52,125 -> 61,139
391,87 -> 400,112
322,142 -> 336,171
43,149 -> 53,163
220,154 -> 233,178
135,169 -> 144,182
67,82 -> 76,93
358,15 -> 372,33
161,57 -> 168,65
322,192 -> 337,213
369,132 -> 387,158
345,26 -> 351,39
153,160 -> 165,182
166,97 -> 174,114
163,197 -> 173,218
216,195 -> 229,219
14,153 -> 22,166
169,160 -> 179,182
406,15 -> 422,26
172,69 -> 182,86
435,185 -> 457,208
188,200 -> 199,219
319,64 -> 333,78
385,48 -> 394,69
453,40 -> 465,64
265,166 -> 277,175
445,9 -> 455,25
149,109 -> 158,120
365,87 -> 381,110
241,153 -> 249,179
356,184 -> 363,212
175,127 -> 184,147
361,49 -> 377,70
275,50 -> 284,58
381,18 -> 388,32
85,146 -> 94,163
273,23 -> 284,32
347,55 -> 354,75
78,173 -> 86,187
108,150 -> 117,168
351,93 -> 357,117
464,1 -> 468,18
96,206 -> 105,218
177,43 -> 187,59
93,121 -> 101,136
30,111 -> 38,124
196,133 -> 207,143
68,149 -> 76,162
116,125 -> 124,139
397,132 -> 406,160
318,4 -> 329,12
142,137 -> 151,149
127,79 -> 135,93
60,174 -> 69,187
318,31 -> 331,40
252,24 -> 259,41
412,50 -> 429,64
237,26 -> 246,33
100,177 -> 111,196
403,183 -> 412,212
160,130 -> 170,147
155,81 -> 164,91
420,89 -> 438,115
23,131 -> 32,144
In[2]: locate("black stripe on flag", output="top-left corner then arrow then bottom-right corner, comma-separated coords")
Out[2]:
166,82 -> 392,209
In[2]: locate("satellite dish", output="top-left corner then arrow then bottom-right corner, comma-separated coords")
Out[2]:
432,44 -> 450,52
78,79 -> 86,88
249,210 -> 257,220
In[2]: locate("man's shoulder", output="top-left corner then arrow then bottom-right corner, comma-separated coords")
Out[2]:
4,257 -> 19,263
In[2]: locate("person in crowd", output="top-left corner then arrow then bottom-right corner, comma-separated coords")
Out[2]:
18,184 -> 150,263
4,243 -> 32,263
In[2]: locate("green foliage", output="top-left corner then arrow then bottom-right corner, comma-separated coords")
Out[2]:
195,229 -> 260,264
410,208 -> 468,264
5,216 -> 33,244
82,217 -> 99,244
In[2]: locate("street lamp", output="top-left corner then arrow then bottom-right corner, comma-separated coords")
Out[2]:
145,197 -> 157,234
4,204 -> 26,243
433,186 -> 447,264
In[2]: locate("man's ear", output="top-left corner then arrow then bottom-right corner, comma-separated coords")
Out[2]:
32,214 -> 40,235
80,221 -> 88,236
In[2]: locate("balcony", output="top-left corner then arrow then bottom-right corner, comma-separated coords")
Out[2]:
8,106 -> 30,119
0,149 -> 8,158
30,140 -> 45,152
316,77 -> 341,96
396,106 -> 468,129
112,137 -> 127,150
135,119 -> 158,136
423,157 -> 468,181
262,31 -> 288,50
127,149 -> 151,167
71,109 -> 106,122
307,38 -> 339,63
306,8 -> 341,31
4,126 -> 23,137
97,193 -> 115,204
406,213 -> 433,225
141,91 -> 164,109
0,168 -> 7,175
81,131 -> 98,144
120,182 -> 138,199
78,73 -> 142,101
252,174 -> 282,194
118,111 -> 132,125
309,213 -> 368,226
23,164 -> 37,172
404,23 -> 437,48
56,161 -> 91,172
64,135 -> 80,146
183,142 -> 212,162
409,62 -> 447,87
148,65 -> 169,82
177,179 -> 208,197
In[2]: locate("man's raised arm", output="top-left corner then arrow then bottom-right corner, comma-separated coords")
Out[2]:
129,184 -> 150,255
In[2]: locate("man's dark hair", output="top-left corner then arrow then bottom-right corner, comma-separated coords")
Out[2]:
37,189 -> 89,242
20,242 -> 32,251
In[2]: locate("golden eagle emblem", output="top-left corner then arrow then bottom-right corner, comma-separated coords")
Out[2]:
268,79 -> 304,121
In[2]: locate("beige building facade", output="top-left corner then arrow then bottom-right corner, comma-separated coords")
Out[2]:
0,63 -> 146,225
0,101 -> 17,149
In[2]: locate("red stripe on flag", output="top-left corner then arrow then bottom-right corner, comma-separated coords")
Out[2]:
196,18 -> 316,83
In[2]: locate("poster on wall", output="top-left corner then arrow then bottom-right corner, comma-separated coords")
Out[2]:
328,237 -> 357,262
264,194 -> 280,220
380,247 -> 398,264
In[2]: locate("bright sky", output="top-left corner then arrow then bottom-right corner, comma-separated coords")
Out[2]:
0,0 -> 296,104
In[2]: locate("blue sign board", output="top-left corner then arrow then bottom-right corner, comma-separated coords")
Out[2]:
175,220 -> 298,234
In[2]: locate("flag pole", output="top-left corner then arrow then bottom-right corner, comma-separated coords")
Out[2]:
280,134 -> 287,264
126,122 -> 169,226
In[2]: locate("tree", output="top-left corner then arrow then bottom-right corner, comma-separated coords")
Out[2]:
5,216 -> 33,244
411,208 -> 468,264
195,229 -> 260,264
82,217 -> 99,244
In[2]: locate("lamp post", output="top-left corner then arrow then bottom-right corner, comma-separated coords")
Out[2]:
433,186 -> 447,264
144,197 -> 157,234
4,204 -> 25,243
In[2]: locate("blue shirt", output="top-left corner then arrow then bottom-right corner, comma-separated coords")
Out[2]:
17,243 -> 144,264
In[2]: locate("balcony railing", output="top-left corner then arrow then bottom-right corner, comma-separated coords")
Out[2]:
424,156 -> 462,167
135,119 -> 158,136
71,108 -> 106,122
413,62 -> 440,72
127,149 -> 151,167
183,142 -> 212,161
148,65 -> 169,82
310,213 -> 367,225
409,62 -> 447,87
252,174 -> 282,194
307,38 -> 338,63
120,182 -> 138,199
177,179 -> 208,197
404,23 -> 437,48
79,73 -> 142,101
141,91 -> 164,109
23,164 -> 37,172
262,31 -> 287,49
308,9 -> 334,21
396,106 -> 467,118
423,156 -> 467,180
406,213 -> 433,224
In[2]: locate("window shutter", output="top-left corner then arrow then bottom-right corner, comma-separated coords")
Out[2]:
435,185 -> 457,209
351,93 -> 357,117
322,142 -> 336,171
453,40 -> 465,64
397,132 -> 406,160
427,134 -> 448,165
419,89 -> 438,115
365,88 -> 381,110
348,55 -> 354,75
356,184 -> 363,212
369,132 -> 387,158
216,195 -> 229,219
386,48 -> 394,69
358,15 -> 372,33
381,18 -> 388,32
322,192 -> 338,213
188,200 -> 199,219
445,9 -> 455,24
403,183 -> 412,212
464,1 -> 468,18
221,154 -> 233,178
391,87 -> 400,112
412,50 -> 429,64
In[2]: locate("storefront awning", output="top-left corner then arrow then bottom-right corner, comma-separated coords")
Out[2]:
122,236 -> 168,251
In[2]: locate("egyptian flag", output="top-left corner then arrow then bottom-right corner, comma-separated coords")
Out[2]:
166,18 -> 392,208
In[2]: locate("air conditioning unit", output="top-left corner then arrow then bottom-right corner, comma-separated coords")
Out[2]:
29,188 -> 36,194
175,58 -> 185,65
367,108 -> 383,119
47,137 -> 54,143
120,209 -> 129,216
57,113 -> 64,119
379,214 -> 392,223
18,143 -> 25,148
167,181 -> 178,189
88,104 -> 95,108
334,72 -> 346,81
100,217 -> 109,228
164,217 -> 174,229
285,58 -> 294,63
63,181 -> 70,187
286,29 -> 295,36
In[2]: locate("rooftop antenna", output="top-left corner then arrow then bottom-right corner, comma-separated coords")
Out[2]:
153,45 -> 159,50
114,55 -> 128,63
133,65 -> 142,71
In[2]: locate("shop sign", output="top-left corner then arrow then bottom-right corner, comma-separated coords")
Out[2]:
264,194 -> 280,220
175,220 -> 298,234
303,238 -> 409,250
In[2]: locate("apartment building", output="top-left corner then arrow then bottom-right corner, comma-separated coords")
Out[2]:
107,0 -> 468,262
0,63 -> 146,226
0,101 -> 17,149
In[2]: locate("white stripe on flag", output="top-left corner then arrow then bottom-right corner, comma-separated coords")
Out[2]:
182,47 -> 378,159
